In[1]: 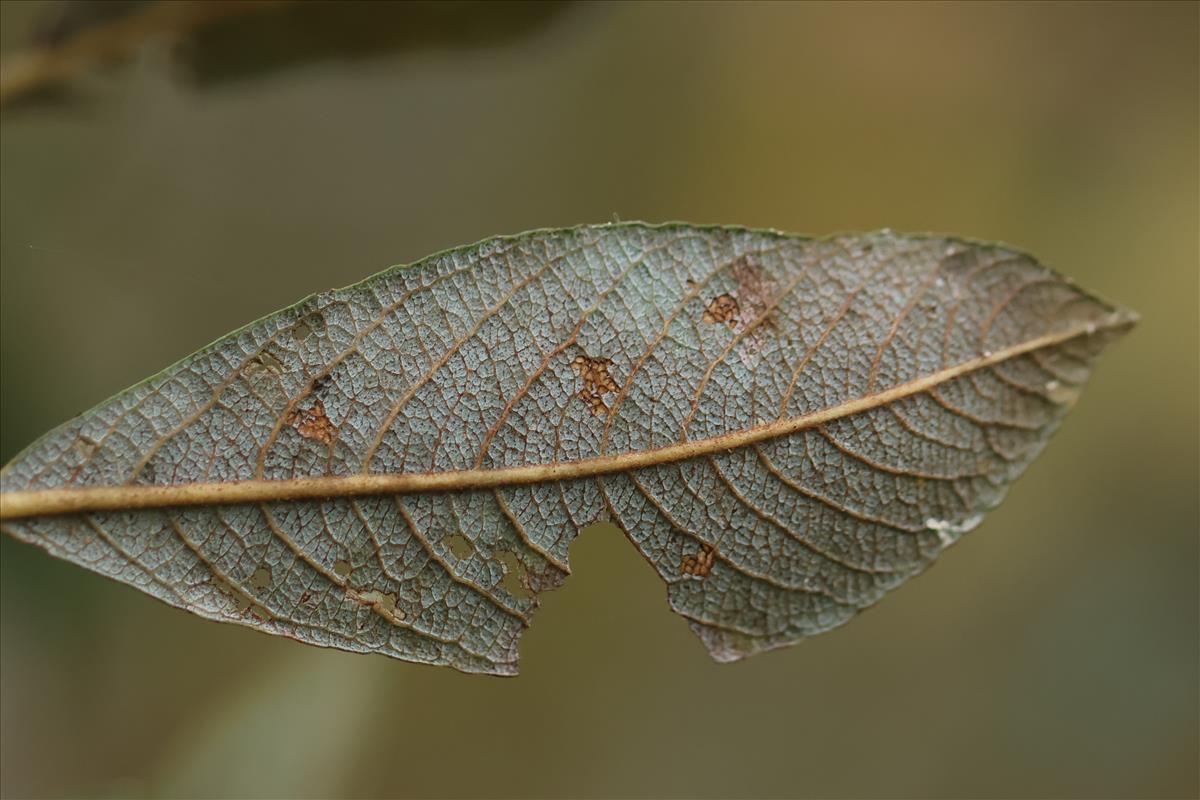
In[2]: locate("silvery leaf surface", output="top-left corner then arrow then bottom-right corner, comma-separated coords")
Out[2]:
0,223 -> 1135,675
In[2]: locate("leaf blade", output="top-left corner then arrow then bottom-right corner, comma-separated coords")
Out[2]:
0,223 -> 1135,673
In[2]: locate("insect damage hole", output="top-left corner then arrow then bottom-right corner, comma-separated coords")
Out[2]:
494,551 -> 533,600
570,354 -> 619,417
248,566 -> 272,591
356,589 -> 403,621
292,312 -> 325,343
446,533 -> 474,560
244,352 -> 284,379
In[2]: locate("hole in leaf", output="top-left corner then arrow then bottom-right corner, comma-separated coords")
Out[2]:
249,566 -> 271,591
494,550 -> 532,600
446,533 -> 473,559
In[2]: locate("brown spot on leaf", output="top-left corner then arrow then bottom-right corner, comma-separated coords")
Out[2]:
577,389 -> 610,417
731,255 -> 777,329
730,256 -> 779,367
570,355 -> 619,417
570,355 -> 619,394
680,543 -> 716,578
286,399 -> 336,444
68,436 -> 99,481
333,559 -> 352,579
72,436 -> 98,460
702,293 -> 740,327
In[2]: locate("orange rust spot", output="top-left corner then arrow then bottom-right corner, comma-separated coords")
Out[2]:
702,293 -> 740,327
680,543 -> 716,578
286,399 -> 336,444
577,389 -> 610,417
571,355 -> 618,394
570,355 -> 619,417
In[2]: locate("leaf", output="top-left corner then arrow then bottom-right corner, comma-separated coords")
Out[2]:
0,223 -> 1135,675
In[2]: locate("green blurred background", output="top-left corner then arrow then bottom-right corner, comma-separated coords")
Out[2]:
1,2 -> 1196,798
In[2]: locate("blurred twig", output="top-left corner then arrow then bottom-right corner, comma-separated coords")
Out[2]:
0,0 -> 289,107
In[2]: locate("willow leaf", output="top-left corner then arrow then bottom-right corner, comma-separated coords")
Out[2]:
0,223 -> 1135,675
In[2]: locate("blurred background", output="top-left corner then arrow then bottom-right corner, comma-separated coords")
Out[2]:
0,2 -> 1196,798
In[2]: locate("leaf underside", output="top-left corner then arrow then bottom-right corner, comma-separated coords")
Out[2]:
0,223 -> 1134,675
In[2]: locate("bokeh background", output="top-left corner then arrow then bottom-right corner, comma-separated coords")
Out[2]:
1,2 -> 1196,798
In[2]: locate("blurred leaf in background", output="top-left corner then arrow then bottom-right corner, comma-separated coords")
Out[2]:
1,1 -> 1196,799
